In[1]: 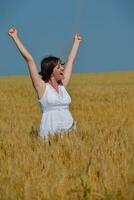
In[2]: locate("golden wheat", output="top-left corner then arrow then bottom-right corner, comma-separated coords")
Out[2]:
0,72 -> 134,200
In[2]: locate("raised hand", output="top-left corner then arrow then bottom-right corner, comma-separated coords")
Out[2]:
8,26 -> 45,97
74,33 -> 82,42
8,27 -> 18,38
62,33 -> 82,87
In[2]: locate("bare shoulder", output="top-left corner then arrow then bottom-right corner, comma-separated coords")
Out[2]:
59,80 -> 65,87
62,79 -> 68,88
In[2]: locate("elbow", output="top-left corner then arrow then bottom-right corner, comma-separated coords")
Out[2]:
66,58 -> 74,65
26,57 -> 34,64
67,55 -> 76,64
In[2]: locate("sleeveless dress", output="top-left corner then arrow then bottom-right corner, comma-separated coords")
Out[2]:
38,83 -> 76,139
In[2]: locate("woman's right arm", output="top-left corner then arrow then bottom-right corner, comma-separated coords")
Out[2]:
8,27 -> 45,98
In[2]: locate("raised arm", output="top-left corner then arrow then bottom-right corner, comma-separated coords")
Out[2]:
8,27 -> 45,98
62,34 -> 82,87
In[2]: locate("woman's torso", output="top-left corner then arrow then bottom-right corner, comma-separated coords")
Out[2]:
38,83 -> 74,138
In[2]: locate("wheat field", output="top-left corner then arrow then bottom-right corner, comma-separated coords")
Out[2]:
0,71 -> 134,200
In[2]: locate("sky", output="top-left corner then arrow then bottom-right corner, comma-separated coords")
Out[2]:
0,0 -> 134,76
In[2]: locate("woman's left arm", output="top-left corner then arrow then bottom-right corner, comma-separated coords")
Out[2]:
62,34 -> 82,87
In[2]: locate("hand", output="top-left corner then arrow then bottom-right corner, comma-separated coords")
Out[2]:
74,33 -> 82,42
8,27 -> 18,38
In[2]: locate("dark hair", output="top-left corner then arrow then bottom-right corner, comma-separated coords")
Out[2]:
39,56 -> 61,82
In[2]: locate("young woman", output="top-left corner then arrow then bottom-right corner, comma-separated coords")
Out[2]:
8,27 -> 82,141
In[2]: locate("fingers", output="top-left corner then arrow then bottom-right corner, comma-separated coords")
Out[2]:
8,27 -> 17,37
9,28 -> 15,33
75,33 -> 82,42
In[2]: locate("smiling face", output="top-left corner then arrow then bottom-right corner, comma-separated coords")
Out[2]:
52,62 -> 65,81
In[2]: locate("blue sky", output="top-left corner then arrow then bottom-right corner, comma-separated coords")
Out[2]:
0,0 -> 134,76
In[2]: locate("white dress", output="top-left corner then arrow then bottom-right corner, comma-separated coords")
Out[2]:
38,83 -> 75,139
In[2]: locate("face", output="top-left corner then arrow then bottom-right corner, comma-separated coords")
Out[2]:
52,62 -> 65,81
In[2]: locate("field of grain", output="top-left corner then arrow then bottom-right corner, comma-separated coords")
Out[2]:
0,71 -> 134,200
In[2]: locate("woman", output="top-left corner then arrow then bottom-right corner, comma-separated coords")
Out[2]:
8,27 -> 82,141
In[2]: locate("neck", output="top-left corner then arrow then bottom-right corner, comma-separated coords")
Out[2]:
48,78 -> 59,89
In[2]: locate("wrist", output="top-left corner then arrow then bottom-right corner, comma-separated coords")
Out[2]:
12,35 -> 19,41
73,41 -> 81,48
